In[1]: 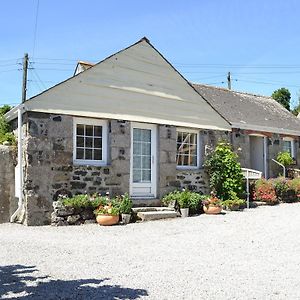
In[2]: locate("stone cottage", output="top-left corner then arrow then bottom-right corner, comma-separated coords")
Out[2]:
193,84 -> 300,177
5,38 -> 231,225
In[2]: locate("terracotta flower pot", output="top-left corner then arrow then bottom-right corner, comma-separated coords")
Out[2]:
203,205 -> 222,215
96,214 -> 119,226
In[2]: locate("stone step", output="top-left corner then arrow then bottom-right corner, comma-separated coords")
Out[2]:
137,211 -> 178,222
132,207 -> 174,213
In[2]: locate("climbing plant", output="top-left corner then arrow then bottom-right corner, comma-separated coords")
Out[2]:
204,142 -> 244,200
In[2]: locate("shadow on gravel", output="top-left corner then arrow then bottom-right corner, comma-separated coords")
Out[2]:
0,264 -> 148,299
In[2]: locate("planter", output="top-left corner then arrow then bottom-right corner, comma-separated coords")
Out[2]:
96,214 -> 119,226
225,204 -> 240,211
180,208 -> 189,218
121,213 -> 131,224
203,205 -> 222,214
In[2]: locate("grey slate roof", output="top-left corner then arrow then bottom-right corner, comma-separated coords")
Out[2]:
193,84 -> 300,136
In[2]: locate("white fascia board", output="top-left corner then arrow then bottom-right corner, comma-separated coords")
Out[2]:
231,122 -> 300,137
24,108 -> 231,132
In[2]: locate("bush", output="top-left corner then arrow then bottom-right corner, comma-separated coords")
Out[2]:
162,190 -> 207,214
0,105 -> 15,145
204,142 -> 244,200
62,194 -> 107,210
253,179 -> 278,204
288,178 -> 300,201
117,193 -> 133,214
271,177 -> 297,203
276,151 -> 293,166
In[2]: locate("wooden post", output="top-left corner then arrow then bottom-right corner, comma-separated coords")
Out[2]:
21,53 -> 29,103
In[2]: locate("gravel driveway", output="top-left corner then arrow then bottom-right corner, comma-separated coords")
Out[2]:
1,203 -> 300,300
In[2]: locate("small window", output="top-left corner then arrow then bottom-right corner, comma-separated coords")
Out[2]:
176,130 -> 199,168
73,118 -> 107,166
283,137 -> 295,158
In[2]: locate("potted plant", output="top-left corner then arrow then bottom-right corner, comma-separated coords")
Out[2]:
118,193 -> 133,224
222,199 -> 245,211
94,202 -> 120,226
202,192 -> 222,214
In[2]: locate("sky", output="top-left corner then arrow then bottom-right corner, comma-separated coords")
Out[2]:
1,0 -> 300,108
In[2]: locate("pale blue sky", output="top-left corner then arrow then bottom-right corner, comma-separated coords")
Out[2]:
1,0 -> 300,107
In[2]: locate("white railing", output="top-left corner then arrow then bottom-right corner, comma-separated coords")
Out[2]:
241,168 -> 262,209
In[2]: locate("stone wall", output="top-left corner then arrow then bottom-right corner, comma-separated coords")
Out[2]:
23,112 -> 130,225
231,129 -> 300,178
0,145 -> 17,223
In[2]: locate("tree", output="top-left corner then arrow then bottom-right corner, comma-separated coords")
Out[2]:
271,88 -> 291,111
291,92 -> 300,116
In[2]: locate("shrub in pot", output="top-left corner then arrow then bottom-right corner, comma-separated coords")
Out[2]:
202,192 -> 222,214
221,191 -> 245,211
94,201 -> 120,226
118,193 -> 133,224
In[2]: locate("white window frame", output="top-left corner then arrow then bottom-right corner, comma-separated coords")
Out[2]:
282,137 -> 295,158
73,117 -> 108,166
176,128 -> 200,170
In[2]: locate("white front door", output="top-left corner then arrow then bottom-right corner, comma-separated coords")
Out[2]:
130,123 -> 157,198
250,135 -> 268,177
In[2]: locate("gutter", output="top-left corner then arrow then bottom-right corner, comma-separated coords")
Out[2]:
10,107 -> 25,223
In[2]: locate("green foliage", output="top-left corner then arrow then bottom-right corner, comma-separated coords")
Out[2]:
204,142 -> 244,200
271,177 -> 297,203
276,151 -> 293,166
254,179 -> 278,204
162,190 -> 207,213
62,194 -> 106,210
117,193 -> 133,214
94,203 -> 120,216
271,87 -> 291,111
0,105 -> 15,145
221,199 -> 245,210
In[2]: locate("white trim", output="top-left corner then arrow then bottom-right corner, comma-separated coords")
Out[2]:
263,137 -> 268,178
176,128 -> 200,170
282,137 -> 296,158
73,117 -> 108,166
130,122 -> 157,198
231,122 -> 300,137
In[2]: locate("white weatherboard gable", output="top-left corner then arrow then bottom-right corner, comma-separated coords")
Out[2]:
20,40 -> 231,131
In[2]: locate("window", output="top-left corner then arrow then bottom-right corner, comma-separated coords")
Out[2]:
73,118 -> 107,165
283,137 -> 295,158
176,130 -> 199,168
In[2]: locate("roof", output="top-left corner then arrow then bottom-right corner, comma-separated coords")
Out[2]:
6,37 -> 230,132
192,83 -> 300,136
74,61 -> 95,75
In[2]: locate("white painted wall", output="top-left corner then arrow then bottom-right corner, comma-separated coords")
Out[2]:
23,40 -> 230,131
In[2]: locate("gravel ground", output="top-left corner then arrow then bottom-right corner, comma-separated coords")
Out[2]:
1,203 -> 300,300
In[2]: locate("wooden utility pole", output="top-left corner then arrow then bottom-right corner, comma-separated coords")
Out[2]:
21,53 -> 29,103
227,71 -> 231,90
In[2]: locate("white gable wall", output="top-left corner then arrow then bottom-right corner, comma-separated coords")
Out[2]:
19,40 -> 231,131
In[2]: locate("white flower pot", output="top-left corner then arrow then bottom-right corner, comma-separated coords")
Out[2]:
121,213 -> 131,224
180,208 -> 189,218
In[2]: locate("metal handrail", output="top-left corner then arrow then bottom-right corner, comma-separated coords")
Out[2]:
271,159 -> 286,178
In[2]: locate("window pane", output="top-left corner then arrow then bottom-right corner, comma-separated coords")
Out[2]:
76,137 -> 84,147
176,131 -> 198,167
76,148 -> 84,159
133,170 -> 142,183
85,149 -> 92,160
133,156 -> 141,169
85,137 -> 93,148
142,156 -> 151,169
133,128 -> 141,141
141,142 -> 151,155
133,142 -> 141,155
142,170 -> 151,182
141,129 -> 151,142
86,125 -> 93,136
94,149 -> 102,160
77,124 -> 84,136
94,126 -> 102,137
94,138 -> 102,149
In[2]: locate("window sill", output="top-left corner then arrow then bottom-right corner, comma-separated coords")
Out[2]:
73,160 -> 108,167
176,166 -> 202,171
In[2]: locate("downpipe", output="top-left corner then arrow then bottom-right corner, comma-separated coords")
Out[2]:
10,108 -> 25,223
